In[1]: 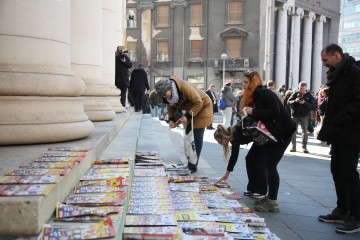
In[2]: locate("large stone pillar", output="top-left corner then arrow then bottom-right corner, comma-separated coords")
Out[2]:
289,8 -> 303,88
103,0 -> 126,112
301,12 -> 316,87
275,5 -> 289,88
0,0 -> 93,145
312,15 -> 326,91
70,0 -> 116,121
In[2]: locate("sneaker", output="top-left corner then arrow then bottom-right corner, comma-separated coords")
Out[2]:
250,193 -> 266,199
336,218 -> 360,234
255,196 -> 268,205
255,198 -> 279,212
318,208 -> 349,223
302,146 -> 309,153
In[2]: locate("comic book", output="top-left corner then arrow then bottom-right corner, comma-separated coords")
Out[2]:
127,205 -> 176,215
0,184 -> 53,196
55,212 -> 121,223
199,184 -> 219,192
86,168 -> 129,174
129,199 -> 173,207
65,193 -> 126,206
6,168 -> 68,176
42,152 -> 87,157
133,176 -> 169,182
74,185 -> 124,194
80,176 -> 123,187
125,214 -> 178,226
56,203 -> 122,218
0,175 -> 60,184
48,146 -> 92,152
80,172 -> 128,181
39,226 -> 82,240
19,161 -> 76,169
122,226 -> 182,240
129,192 -> 172,199
177,221 -> 219,229
93,157 -> 130,165
175,212 -> 216,222
169,175 -> 196,183
181,227 -> 225,236
34,156 -> 84,163
216,222 -> 250,233
173,203 -> 210,214
133,168 -> 167,177
92,164 -> 129,169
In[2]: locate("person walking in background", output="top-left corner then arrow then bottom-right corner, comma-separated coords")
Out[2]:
130,64 -> 150,112
238,71 -> 296,212
287,81 -> 315,153
317,43 -> 360,234
149,89 -> 162,119
154,77 -> 213,173
277,84 -> 286,96
267,80 -> 283,102
115,46 -> 132,108
205,84 -> 218,130
220,82 -> 236,128
282,90 -> 293,116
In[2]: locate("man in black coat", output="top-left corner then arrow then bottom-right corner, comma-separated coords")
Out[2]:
205,84 -> 218,129
115,46 -> 132,107
317,44 -> 360,234
130,64 -> 150,112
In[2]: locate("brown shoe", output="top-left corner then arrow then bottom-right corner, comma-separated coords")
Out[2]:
302,146 -> 309,153
290,147 -> 296,152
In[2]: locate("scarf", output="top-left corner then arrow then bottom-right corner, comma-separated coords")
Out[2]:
166,80 -> 179,105
327,53 -> 354,85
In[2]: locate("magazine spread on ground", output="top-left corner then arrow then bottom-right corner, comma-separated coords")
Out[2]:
56,203 -> 122,218
80,176 -> 123,187
93,157 -> 130,165
0,184 -> 53,196
6,168 -> 68,176
48,146 -> 92,152
122,226 -> 182,240
42,152 -> 87,157
19,161 -> 76,169
125,214 -> 178,226
0,175 -> 61,184
64,193 -> 126,206
34,156 -> 84,163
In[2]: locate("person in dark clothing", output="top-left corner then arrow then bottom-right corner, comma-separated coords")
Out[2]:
142,92 -> 151,114
236,71 -> 295,212
115,46 -> 132,108
287,81 -> 315,153
205,84 -> 218,130
317,43 -> 360,234
130,64 -> 150,112
282,90 -> 293,116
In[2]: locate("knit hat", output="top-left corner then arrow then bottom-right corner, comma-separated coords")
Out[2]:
154,79 -> 172,96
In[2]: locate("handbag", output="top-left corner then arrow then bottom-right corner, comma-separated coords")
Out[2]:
218,97 -> 226,110
241,109 -> 277,146
184,113 -> 197,165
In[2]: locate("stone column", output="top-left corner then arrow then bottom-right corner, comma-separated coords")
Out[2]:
275,5 -> 289,88
312,15 -> 326,91
70,0 -> 116,121
289,8 -> 304,88
0,0 -> 93,145
103,0 -> 126,112
301,12 -> 316,87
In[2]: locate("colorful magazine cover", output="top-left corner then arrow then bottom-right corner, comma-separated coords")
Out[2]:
129,199 -> 173,207
86,168 -> 129,174
0,175 -> 60,184
74,185 -> 124,194
80,176 -> 123,187
6,168 -> 68,176
129,192 -> 172,199
48,146 -> 92,152
65,193 -> 126,206
93,157 -> 130,165
56,203 -> 122,218
19,161 -> 76,169
122,226 -> 182,240
125,214 -> 178,226
55,212 -> 121,223
0,184 -> 53,196
133,176 -> 169,182
127,205 -> 175,215
175,212 -> 216,222
169,175 -> 196,183
42,152 -> 87,157
39,225 -> 82,240
34,156 -> 84,163
92,164 -> 129,169
80,172 -> 128,181
134,168 -> 167,177
217,222 -> 250,233
181,227 -> 225,236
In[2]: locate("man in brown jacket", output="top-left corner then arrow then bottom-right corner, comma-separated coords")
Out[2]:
155,77 -> 213,173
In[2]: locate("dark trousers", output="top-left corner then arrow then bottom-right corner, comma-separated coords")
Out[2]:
132,90 -> 144,112
246,135 -> 291,200
119,86 -> 128,107
331,143 -> 360,219
192,128 -> 205,168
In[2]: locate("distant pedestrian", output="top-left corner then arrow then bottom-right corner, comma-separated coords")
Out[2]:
149,89 -> 162,119
115,46 -> 132,107
317,43 -> 360,234
267,80 -> 283,102
205,84 -> 218,130
220,82 -> 236,128
130,64 -> 150,112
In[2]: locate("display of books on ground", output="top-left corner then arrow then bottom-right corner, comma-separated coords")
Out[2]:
122,226 -> 182,240
19,161 -> 76,169
0,175 -> 61,184
125,214 -> 178,226
0,184 -> 54,196
48,146 -> 93,152
38,218 -> 115,240
42,152 -> 87,158
64,192 -> 126,206
6,168 -> 69,176
93,157 -> 130,165
34,156 -> 84,163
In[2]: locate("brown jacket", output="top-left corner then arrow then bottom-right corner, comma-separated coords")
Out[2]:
167,76 -> 213,129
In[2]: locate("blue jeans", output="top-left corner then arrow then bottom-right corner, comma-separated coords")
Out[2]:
151,105 -> 160,118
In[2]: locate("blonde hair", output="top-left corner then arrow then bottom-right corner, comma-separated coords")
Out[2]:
240,71 -> 262,112
214,124 -> 240,160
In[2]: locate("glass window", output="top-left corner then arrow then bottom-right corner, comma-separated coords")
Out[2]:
227,1 -> 243,24
157,5 -> 170,27
191,4 -> 202,25
190,40 -> 202,59
157,41 -> 169,61
127,42 -> 137,62
227,38 -> 241,58
187,76 -> 205,90
127,8 -> 137,28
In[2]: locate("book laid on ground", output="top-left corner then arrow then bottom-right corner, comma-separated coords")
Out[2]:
80,176 -> 123,187
42,152 -> 87,157
19,161 -> 76,169
175,212 -> 216,222
181,227 -> 225,236
6,168 -> 68,176
56,203 -> 122,218
73,185 -> 125,194
54,212 -> 121,223
34,156 -> 84,163
125,214 -> 178,226
92,164 -> 129,169
122,226 -> 182,240
0,184 -> 53,196
93,157 -> 130,165
86,168 -> 129,174
48,146 -> 92,152
129,192 -> 172,199
80,172 -> 128,181
216,222 -> 250,233
127,205 -> 176,215
169,175 -> 196,183
0,175 -> 61,184
64,193 -> 126,206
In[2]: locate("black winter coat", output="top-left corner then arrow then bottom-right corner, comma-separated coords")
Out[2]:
252,86 -> 296,142
318,57 -> 360,146
130,68 -> 150,92
205,89 -> 218,113
288,91 -> 315,117
115,53 -> 132,88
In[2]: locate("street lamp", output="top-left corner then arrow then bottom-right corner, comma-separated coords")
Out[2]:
221,53 -> 228,86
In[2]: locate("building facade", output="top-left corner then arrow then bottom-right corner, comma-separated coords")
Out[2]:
339,0 -> 360,60
126,0 -> 340,93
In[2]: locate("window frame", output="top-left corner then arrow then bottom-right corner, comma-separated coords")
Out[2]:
190,3 -> 203,26
227,1 -> 243,25
226,38 -> 242,58
156,5 -> 170,28
156,40 -> 169,62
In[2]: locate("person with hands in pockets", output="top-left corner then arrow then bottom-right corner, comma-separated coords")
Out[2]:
154,77 -> 213,173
